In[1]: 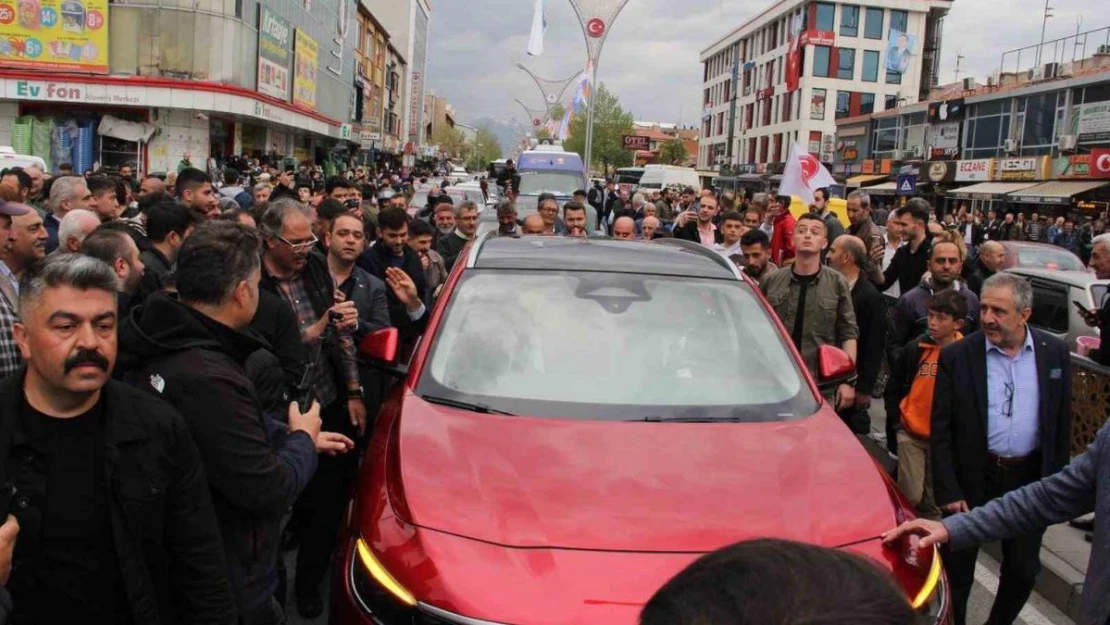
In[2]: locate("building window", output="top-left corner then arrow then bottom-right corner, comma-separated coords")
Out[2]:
884,94 -> 898,110
815,2 -> 835,31
890,10 -> 908,34
811,88 -> 827,120
812,46 -> 831,77
862,50 -> 879,82
836,91 -> 851,119
837,48 -> 855,79
860,93 -> 875,114
840,5 -> 859,37
864,7 -> 883,39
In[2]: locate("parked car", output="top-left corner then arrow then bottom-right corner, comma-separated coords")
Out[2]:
1006,267 -> 1108,351
333,236 -> 950,625
998,241 -> 1085,272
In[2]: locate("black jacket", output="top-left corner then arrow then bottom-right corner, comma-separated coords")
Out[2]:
357,243 -> 429,347
879,233 -> 932,295
985,218 -> 1003,242
1091,294 -> 1110,367
436,230 -> 470,272
119,294 -> 317,613
672,220 -> 724,245
962,258 -> 995,298
248,289 -> 308,395
958,222 -> 985,248
0,373 -> 236,625
851,276 -> 888,396
930,329 -> 1072,508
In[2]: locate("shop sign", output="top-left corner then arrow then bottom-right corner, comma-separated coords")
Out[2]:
927,98 -> 965,123
926,161 -> 954,183
409,70 -> 422,143
339,124 -> 352,140
861,159 -> 875,174
837,139 -> 858,161
955,158 -> 991,182
929,122 -> 959,160
257,8 -> 292,100
0,0 -> 109,74
1010,194 -> 1070,205
623,135 -> 649,150
1094,148 -> 1110,179
880,158 -> 893,174
1053,154 -> 1092,179
252,100 -> 293,125
8,79 -> 139,105
997,156 -> 1047,182
799,29 -> 835,47
293,29 -> 319,110
1071,102 -> 1110,144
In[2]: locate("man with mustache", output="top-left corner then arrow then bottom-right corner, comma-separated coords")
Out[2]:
259,199 -> 367,618
0,253 -> 236,623
0,205 -> 47,312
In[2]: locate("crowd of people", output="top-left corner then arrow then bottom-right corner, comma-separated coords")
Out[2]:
0,153 -> 1108,625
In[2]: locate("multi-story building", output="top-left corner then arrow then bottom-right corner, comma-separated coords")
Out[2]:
834,45 -> 1110,217
354,7 -> 390,162
0,0 -> 362,173
363,0 -> 431,167
424,94 -> 457,142
698,0 -> 951,173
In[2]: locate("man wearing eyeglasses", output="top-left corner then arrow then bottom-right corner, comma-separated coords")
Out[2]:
536,193 -> 566,236
928,272 -> 1072,625
436,201 -> 479,272
257,199 -> 366,618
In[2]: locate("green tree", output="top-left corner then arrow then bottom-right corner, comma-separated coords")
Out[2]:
659,138 -> 688,165
464,126 -> 503,171
431,125 -> 466,159
563,83 -> 635,174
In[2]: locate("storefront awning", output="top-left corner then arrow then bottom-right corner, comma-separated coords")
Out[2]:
846,174 -> 887,187
1007,180 -> 1110,205
863,181 -> 899,195
949,181 -> 1039,199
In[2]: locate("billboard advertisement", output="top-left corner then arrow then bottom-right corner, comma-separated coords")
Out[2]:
0,0 -> 109,74
293,29 -> 318,110
885,29 -> 916,75
623,135 -> 649,150
1071,102 -> 1110,144
257,8 -> 292,100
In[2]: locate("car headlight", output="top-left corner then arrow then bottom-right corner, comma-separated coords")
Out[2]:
911,545 -> 948,623
350,536 -> 419,622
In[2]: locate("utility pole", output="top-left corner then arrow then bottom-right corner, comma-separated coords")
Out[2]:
953,49 -> 964,83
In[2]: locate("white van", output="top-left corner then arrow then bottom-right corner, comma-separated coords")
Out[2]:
0,147 -> 46,172
636,165 -> 700,192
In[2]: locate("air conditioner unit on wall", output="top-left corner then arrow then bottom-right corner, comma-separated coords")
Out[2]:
907,144 -> 922,158
1058,134 -> 1078,152
1004,139 -> 1019,153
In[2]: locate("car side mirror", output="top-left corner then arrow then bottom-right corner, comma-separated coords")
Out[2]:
816,344 -> 856,390
360,327 -> 399,364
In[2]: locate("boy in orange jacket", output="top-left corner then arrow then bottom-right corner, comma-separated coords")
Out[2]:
884,289 -> 968,519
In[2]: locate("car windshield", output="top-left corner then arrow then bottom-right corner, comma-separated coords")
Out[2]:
517,170 -> 583,196
446,189 -> 485,206
419,271 -> 814,421
1015,247 -> 1084,271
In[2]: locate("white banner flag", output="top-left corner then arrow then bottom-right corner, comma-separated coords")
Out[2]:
527,0 -> 547,57
779,141 -> 836,206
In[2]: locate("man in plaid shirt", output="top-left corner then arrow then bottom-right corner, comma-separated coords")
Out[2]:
258,199 -> 368,618
0,200 -> 31,379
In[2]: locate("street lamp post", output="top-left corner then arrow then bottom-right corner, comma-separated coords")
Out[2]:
1034,0 -> 1054,70
514,98 -> 549,138
567,0 -> 632,175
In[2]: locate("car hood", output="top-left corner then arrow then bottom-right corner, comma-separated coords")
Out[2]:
395,394 -> 896,552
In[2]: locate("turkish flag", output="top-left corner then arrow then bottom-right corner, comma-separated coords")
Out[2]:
779,141 -> 836,205
786,43 -> 801,92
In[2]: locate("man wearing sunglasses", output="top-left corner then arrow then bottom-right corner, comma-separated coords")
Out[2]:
928,272 -> 1072,625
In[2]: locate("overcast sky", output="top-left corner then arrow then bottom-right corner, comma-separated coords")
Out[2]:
425,0 -> 1096,128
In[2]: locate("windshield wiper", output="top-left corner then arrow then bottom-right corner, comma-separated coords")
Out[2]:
419,395 -> 515,416
631,416 -> 745,423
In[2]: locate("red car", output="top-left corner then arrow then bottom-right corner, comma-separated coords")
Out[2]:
333,236 -> 950,625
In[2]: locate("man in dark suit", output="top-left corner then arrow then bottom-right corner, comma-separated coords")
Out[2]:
957,211 -> 984,249
930,272 -> 1072,625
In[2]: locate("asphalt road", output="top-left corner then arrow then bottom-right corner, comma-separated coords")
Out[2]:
282,401 -> 1078,625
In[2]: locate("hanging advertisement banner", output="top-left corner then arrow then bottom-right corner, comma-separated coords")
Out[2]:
885,29 -> 916,74
1071,102 -> 1110,144
257,8 -> 292,100
0,0 -> 109,74
293,29 -> 318,110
